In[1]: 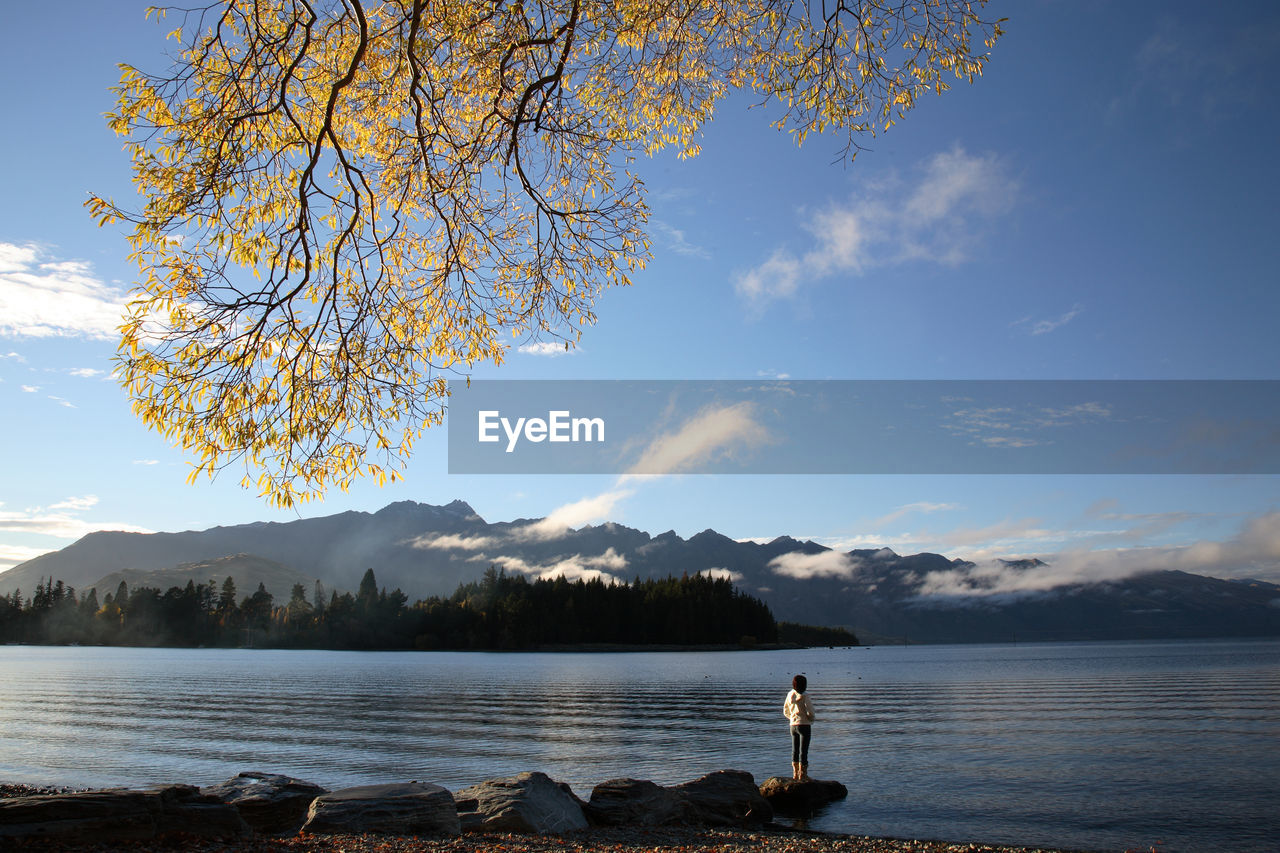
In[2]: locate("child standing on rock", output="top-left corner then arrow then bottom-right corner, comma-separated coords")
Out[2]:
783,674 -> 816,780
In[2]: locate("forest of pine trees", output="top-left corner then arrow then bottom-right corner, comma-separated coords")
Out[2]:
0,567 -> 854,650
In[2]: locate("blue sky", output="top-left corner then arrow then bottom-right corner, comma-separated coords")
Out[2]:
1,1 -> 1277,590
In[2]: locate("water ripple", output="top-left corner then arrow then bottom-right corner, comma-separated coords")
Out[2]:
0,641 -> 1276,853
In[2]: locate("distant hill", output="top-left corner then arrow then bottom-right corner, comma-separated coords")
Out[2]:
3,499 -> 1278,643
0,500 -> 480,598
88,554 -> 314,604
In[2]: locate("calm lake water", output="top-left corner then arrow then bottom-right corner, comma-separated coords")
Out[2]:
1,640 -> 1277,852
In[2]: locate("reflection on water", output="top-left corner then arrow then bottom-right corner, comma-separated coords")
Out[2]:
1,640 -> 1277,853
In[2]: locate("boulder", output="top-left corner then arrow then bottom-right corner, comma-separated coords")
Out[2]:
302,782 -> 459,836
201,771 -> 328,835
0,785 -> 250,842
758,776 -> 848,813
454,771 -> 588,834
585,778 -> 692,826
153,785 -> 254,838
671,770 -> 772,826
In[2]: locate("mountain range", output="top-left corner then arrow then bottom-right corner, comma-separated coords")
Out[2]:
3,499 -> 1278,643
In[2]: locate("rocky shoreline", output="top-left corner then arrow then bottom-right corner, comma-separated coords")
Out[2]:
0,773 -> 1099,853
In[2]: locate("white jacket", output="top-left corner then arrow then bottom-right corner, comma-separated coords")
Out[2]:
783,689 -> 815,725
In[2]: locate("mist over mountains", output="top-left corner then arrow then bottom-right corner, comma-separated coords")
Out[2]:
3,499 -> 1277,644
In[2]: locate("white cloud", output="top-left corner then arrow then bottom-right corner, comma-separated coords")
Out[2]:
734,248 -> 802,307
517,341 -> 572,357
0,243 -> 39,274
67,367 -> 107,378
622,401 -> 771,478
0,351 -> 25,361
905,147 -> 1015,225
735,147 -> 1017,307
132,459 -> 160,466
47,395 -> 76,409
491,549 -> 627,584
0,242 -> 128,339
409,532 -> 496,551
769,549 -> 864,580
699,567 -> 744,582
818,533 -> 923,551
20,385 -> 38,393
516,489 -> 634,541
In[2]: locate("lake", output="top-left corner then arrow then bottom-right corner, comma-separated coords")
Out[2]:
1,639 -> 1276,852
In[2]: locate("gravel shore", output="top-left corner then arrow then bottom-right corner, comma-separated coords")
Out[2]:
3,826 -> 1103,853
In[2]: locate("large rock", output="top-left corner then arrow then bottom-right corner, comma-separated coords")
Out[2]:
586,778 -> 692,826
454,771 -> 588,834
0,785 -> 250,842
302,782 -> 459,836
672,770 -> 772,826
758,776 -> 848,813
201,771 -> 328,835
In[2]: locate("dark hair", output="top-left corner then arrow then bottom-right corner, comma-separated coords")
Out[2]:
792,674 -> 807,694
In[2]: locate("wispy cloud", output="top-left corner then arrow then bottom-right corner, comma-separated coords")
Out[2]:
49,495 -> 99,512
517,341 -> 573,357
1107,20 -> 1277,129
870,501 -> 961,529
942,399 -> 1111,449
66,367 -> 107,379
914,509 -> 1280,596
735,146 -> 1017,309
516,489 -> 635,541
0,242 -> 128,340
769,550 -> 864,580
622,401 -> 771,479
816,533 -> 923,551
409,532 -> 497,551
132,459 -> 160,466
935,516 -> 1055,549
734,249 -> 802,306
0,544 -> 53,574
0,498 -> 152,540
504,402 -> 773,553
1011,304 -> 1084,336
652,220 -> 710,259
20,385 -> 38,393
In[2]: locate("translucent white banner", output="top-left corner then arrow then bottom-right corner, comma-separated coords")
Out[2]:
447,380 -> 1280,475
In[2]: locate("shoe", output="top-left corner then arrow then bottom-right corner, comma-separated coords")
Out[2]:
799,764 -> 811,781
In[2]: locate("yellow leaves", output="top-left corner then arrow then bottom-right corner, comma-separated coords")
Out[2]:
95,0 -> 999,507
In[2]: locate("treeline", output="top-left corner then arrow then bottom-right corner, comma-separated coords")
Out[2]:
0,567 -> 837,650
776,621 -> 859,647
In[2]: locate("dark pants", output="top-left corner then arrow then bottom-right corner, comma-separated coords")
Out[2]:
790,724 -> 811,765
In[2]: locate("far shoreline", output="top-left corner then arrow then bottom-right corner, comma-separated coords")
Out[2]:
1,640 -> 857,653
